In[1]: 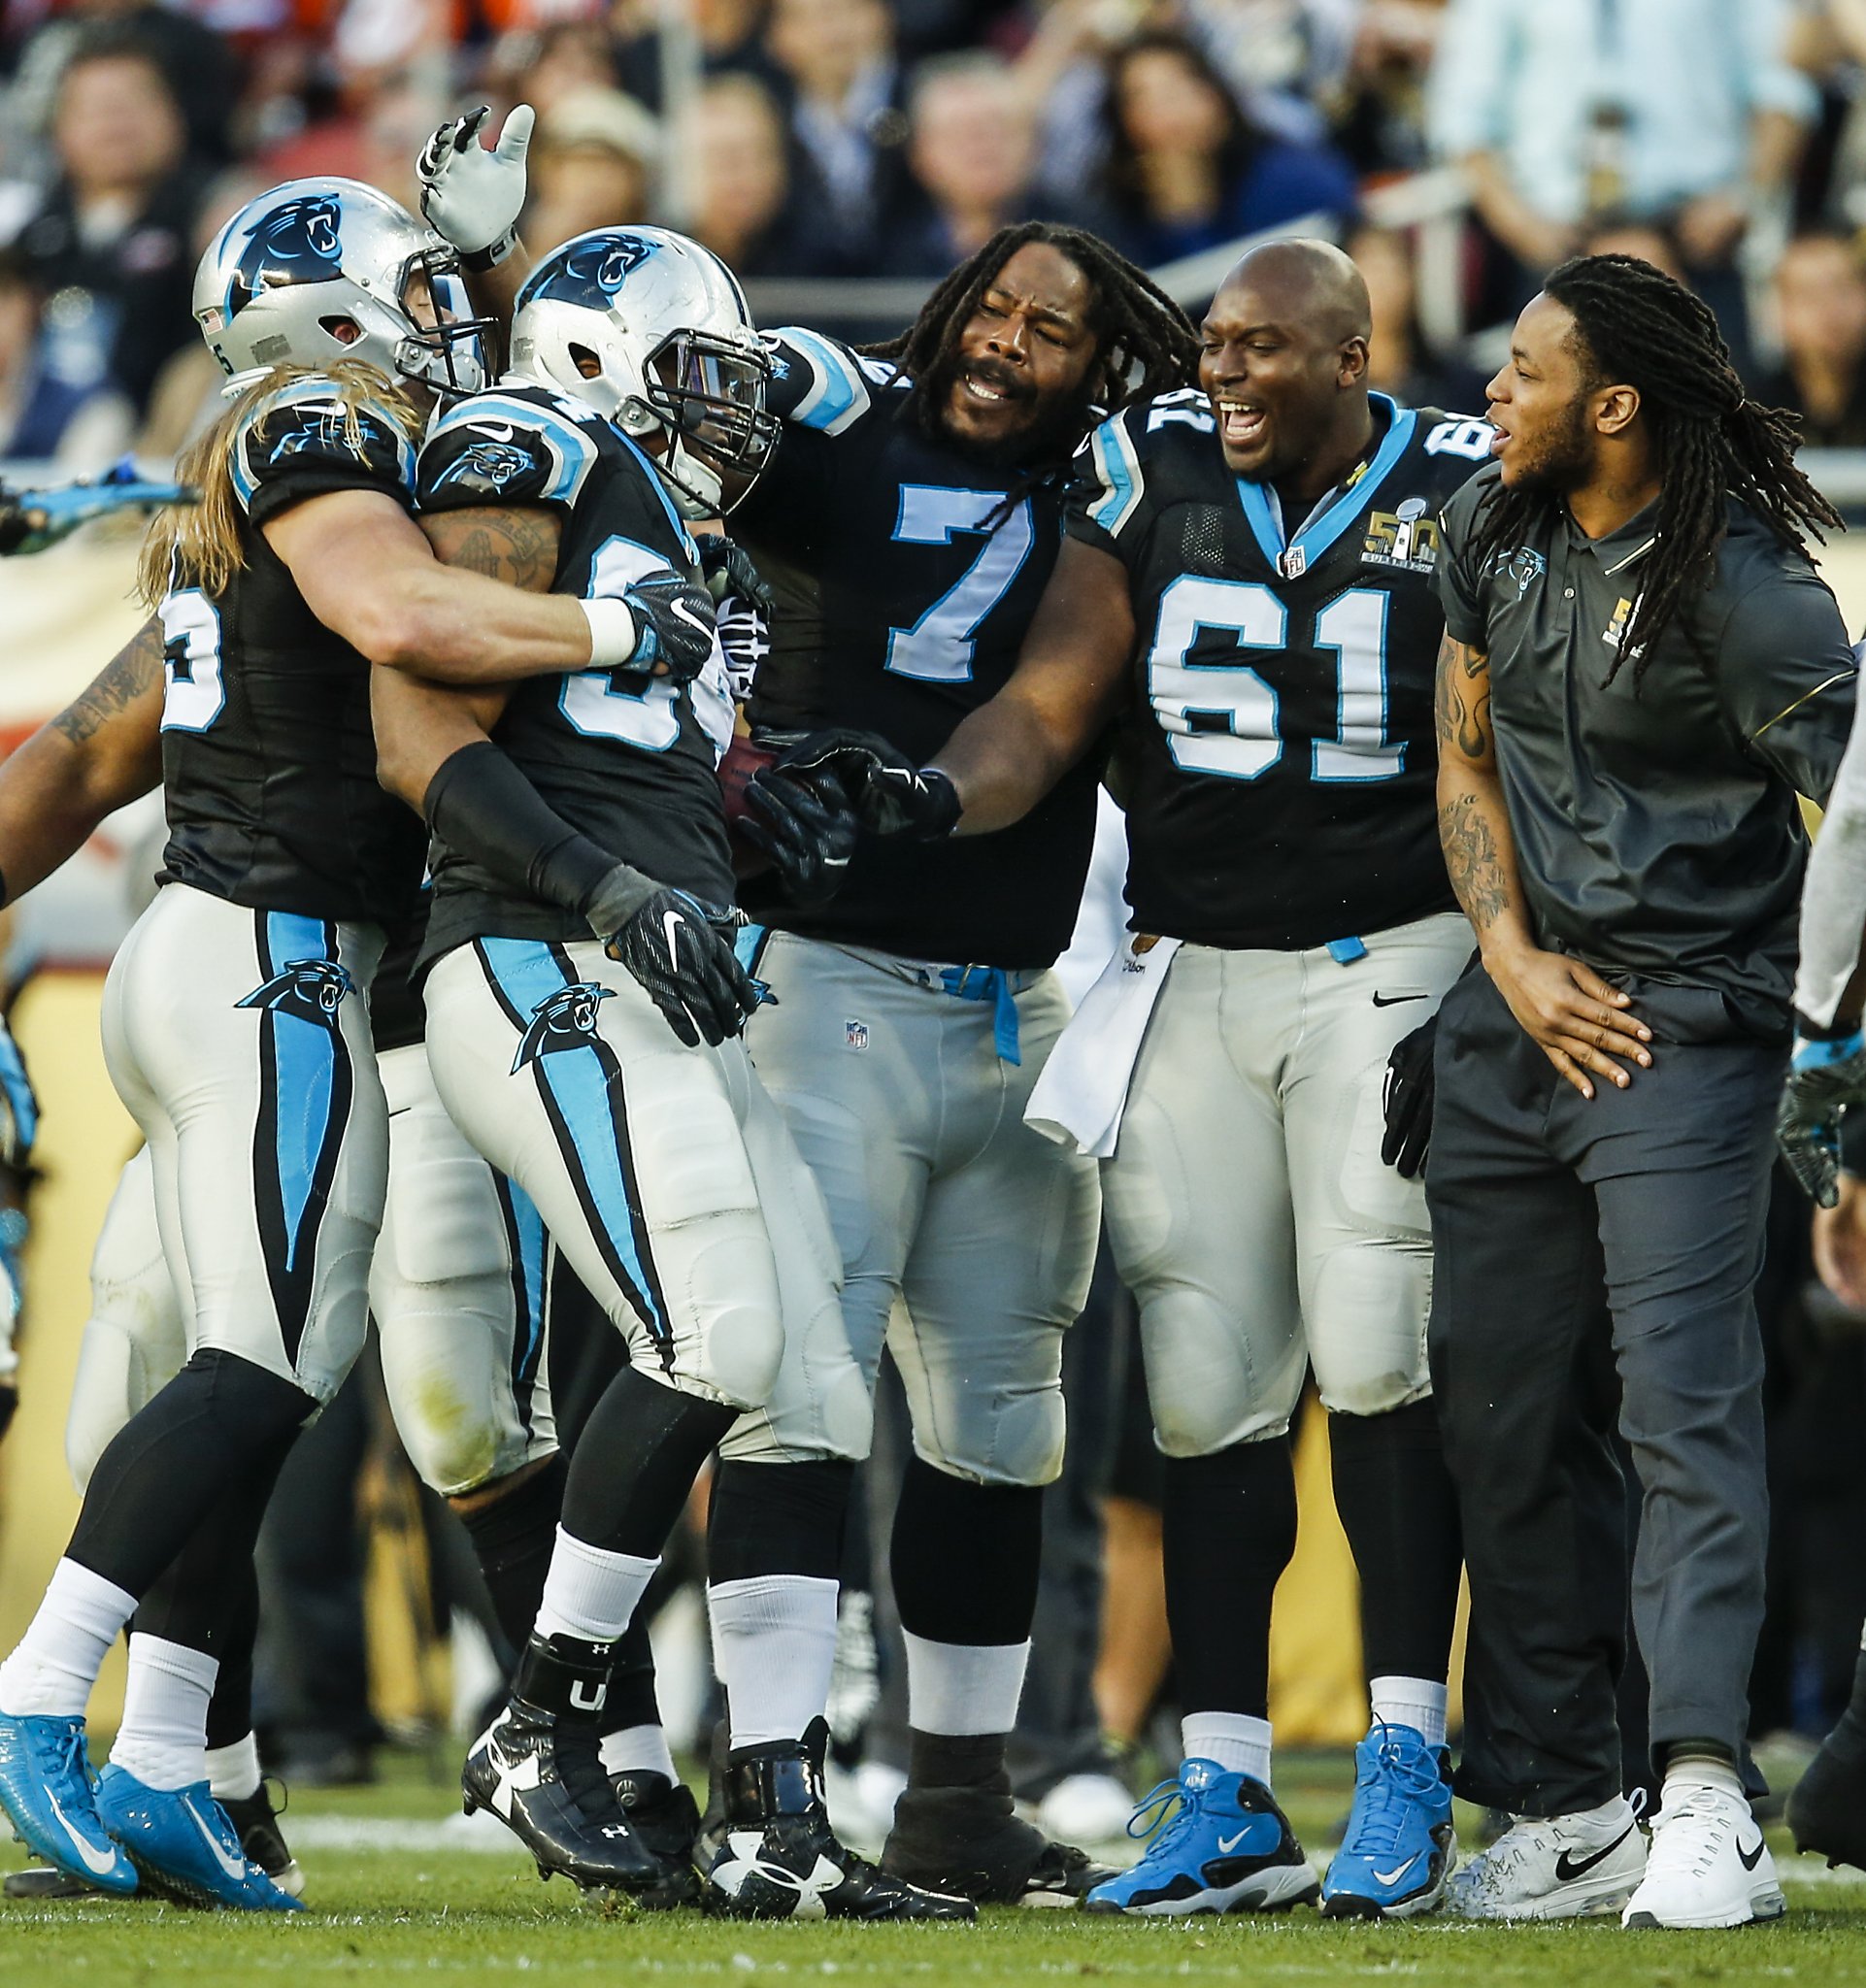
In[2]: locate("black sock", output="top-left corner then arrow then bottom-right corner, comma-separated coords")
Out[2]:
890,1457 -> 1042,1647
558,1366 -> 735,1559
1328,1400 -> 1463,1684
70,1348 -> 316,1599
603,1614 -> 661,1734
458,1454 -> 568,1652
1161,1438 -> 1296,1716
708,1458 -> 853,1583
202,1559 -> 257,1753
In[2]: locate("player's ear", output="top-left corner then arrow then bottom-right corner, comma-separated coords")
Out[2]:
1593,381 -> 1640,439
1338,335 -> 1370,389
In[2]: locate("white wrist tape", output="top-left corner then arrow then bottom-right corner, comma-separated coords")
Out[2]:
580,597 -> 638,668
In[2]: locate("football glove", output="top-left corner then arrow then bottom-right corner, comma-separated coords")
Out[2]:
417,103 -> 533,267
620,571 -> 716,683
696,534 -> 775,615
596,877 -> 765,1048
741,768 -> 858,905
1381,1014 -> 1437,1180
773,728 -> 961,839
1779,1026 -> 1866,1209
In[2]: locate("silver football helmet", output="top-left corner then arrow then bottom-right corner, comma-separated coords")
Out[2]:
509,226 -> 777,517
193,178 -> 492,400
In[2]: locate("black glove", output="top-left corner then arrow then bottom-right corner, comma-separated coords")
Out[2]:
742,769 -> 859,905
1381,1014 -> 1438,1179
696,534 -> 775,615
775,728 -> 961,839
601,882 -> 764,1047
621,572 -> 716,684
1780,1027 -> 1866,1208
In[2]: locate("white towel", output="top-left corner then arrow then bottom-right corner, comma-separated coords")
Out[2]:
1024,934 -> 1182,1158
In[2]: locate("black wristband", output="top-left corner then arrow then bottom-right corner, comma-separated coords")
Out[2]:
916,766 -> 963,840
460,229 -> 516,274
424,742 -> 616,916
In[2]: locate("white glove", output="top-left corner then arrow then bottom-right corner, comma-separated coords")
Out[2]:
715,593 -> 771,704
417,103 -> 535,269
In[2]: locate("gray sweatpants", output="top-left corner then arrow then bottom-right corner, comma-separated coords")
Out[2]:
1426,966 -> 1781,1816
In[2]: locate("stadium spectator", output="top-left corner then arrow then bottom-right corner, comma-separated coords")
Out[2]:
1099,29 -> 1358,265
1427,0 -> 1815,312
880,54 -> 1049,276
523,88 -> 660,249
1347,219 -> 1487,412
764,0 -> 910,249
613,0 -> 785,111
683,71 -> 842,276
499,18 -> 625,116
0,244 -> 132,467
1758,230 -> 1866,447
7,32 -> 208,416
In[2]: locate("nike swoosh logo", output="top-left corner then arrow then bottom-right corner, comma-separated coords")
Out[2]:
1216,1830 -> 1254,1854
670,599 -> 711,636
662,911 -> 685,963
1738,1837 -> 1766,1872
1553,1826 -> 1635,1883
468,421 -> 516,442
47,1794 -> 120,1876
1373,1853 -> 1420,1886
186,1795 -> 250,1882
1371,992 -> 1428,1008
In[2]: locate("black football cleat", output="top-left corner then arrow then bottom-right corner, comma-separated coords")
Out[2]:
221,1780 -> 305,1899
883,1740 -> 1116,1906
612,1768 -> 702,1907
1788,1736 -> 1866,1872
462,1634 -> 663,1896
696,1719 -> 975,1921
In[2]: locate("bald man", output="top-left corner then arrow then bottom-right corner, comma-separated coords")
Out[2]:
761,240 -> 1492,1916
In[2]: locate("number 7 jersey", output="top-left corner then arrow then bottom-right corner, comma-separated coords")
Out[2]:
1068,390 -> 1490,950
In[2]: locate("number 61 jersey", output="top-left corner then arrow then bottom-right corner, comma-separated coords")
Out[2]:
1069,390 -> 1490,950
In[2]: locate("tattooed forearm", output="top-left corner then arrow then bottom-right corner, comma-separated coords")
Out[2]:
1432,633 -> 1493,765
421,506 -> 560,593
1439,792 -> 1512,933
51,615 -> 165,746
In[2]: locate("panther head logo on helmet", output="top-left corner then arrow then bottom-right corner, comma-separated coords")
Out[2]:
228,194 -> 344,317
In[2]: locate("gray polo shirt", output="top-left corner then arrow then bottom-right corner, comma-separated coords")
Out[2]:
1439,463 -> 1856,1034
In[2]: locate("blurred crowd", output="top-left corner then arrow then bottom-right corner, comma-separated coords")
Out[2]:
16,2 -> 1866,471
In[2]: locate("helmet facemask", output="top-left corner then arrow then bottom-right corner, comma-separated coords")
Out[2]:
639,330 -> 778,516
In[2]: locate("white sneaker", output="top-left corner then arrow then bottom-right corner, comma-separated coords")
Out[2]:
1446,1798 -> 1647,1920
1038,1773 -> 1136,1847
1621,1782 -> 1786,1929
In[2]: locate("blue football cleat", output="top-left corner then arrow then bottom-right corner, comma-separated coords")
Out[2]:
92,1766 -> 303,1911
1321,1723 -> 1456,1919
0,1712 -> 137,1895
1084,1758 -> 1320,1916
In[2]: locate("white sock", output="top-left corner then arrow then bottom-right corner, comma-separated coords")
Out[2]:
1663,1753 -> 1745,1804
206,1731 -> 262,1803
533,1528 -> 657,1644
1573,1792 -> 1634,1829
902,1632 -> 1029,1738
107,1635 -> 217,1792
0,1559 -> 138,1719
600,1723 -> 679,1782
1183,1711 -> 1273,1787
709,1574 -> 841,1748
1370,1674 -> 1449,1750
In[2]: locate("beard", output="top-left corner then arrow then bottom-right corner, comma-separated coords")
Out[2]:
930,355 -> 1090,470
1505,395 -> 1595,494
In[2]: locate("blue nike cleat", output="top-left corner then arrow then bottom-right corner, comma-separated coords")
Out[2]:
1083,1758 -> 1320,1916
92,1766 -> 303,1911
1320,1722 -> 1456,1918
0,1712 -> 137,1895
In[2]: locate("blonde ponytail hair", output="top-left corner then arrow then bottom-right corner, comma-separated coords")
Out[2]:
137,361 -> 423,608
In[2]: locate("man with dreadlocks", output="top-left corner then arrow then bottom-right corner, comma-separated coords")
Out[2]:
1428,253 -> 1855,1930
759,236 -> 1495,1921
692,219 -> 1196,1908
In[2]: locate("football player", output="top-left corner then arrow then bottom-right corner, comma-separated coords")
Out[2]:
713,223 -> 1197,1907
368,227 -> 966,1919
0,179 -> 689,1909
763,239 -> 1486,1917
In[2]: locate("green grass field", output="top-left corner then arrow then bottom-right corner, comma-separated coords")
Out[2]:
6,1749 -> 1866,1986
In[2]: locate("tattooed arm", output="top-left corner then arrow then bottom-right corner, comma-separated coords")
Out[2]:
1434,631 -> 1651,1099
0,615 -> 166,903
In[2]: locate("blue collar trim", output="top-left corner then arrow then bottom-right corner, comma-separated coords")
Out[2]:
1235,394 -> 1417,573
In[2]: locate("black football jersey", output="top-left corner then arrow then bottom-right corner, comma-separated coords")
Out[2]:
731,328 -> 1102,970
156,374 -> 428,929
1068,390 -> 1490,949
417,381 -> 738,968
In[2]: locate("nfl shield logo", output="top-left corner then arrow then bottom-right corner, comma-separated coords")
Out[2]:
1280,546 -> 1307,579
845,1018 -> 869,1050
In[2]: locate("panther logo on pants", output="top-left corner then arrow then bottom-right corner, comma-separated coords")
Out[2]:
236,958 -> 354,1029
512,982 -> 613,1075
